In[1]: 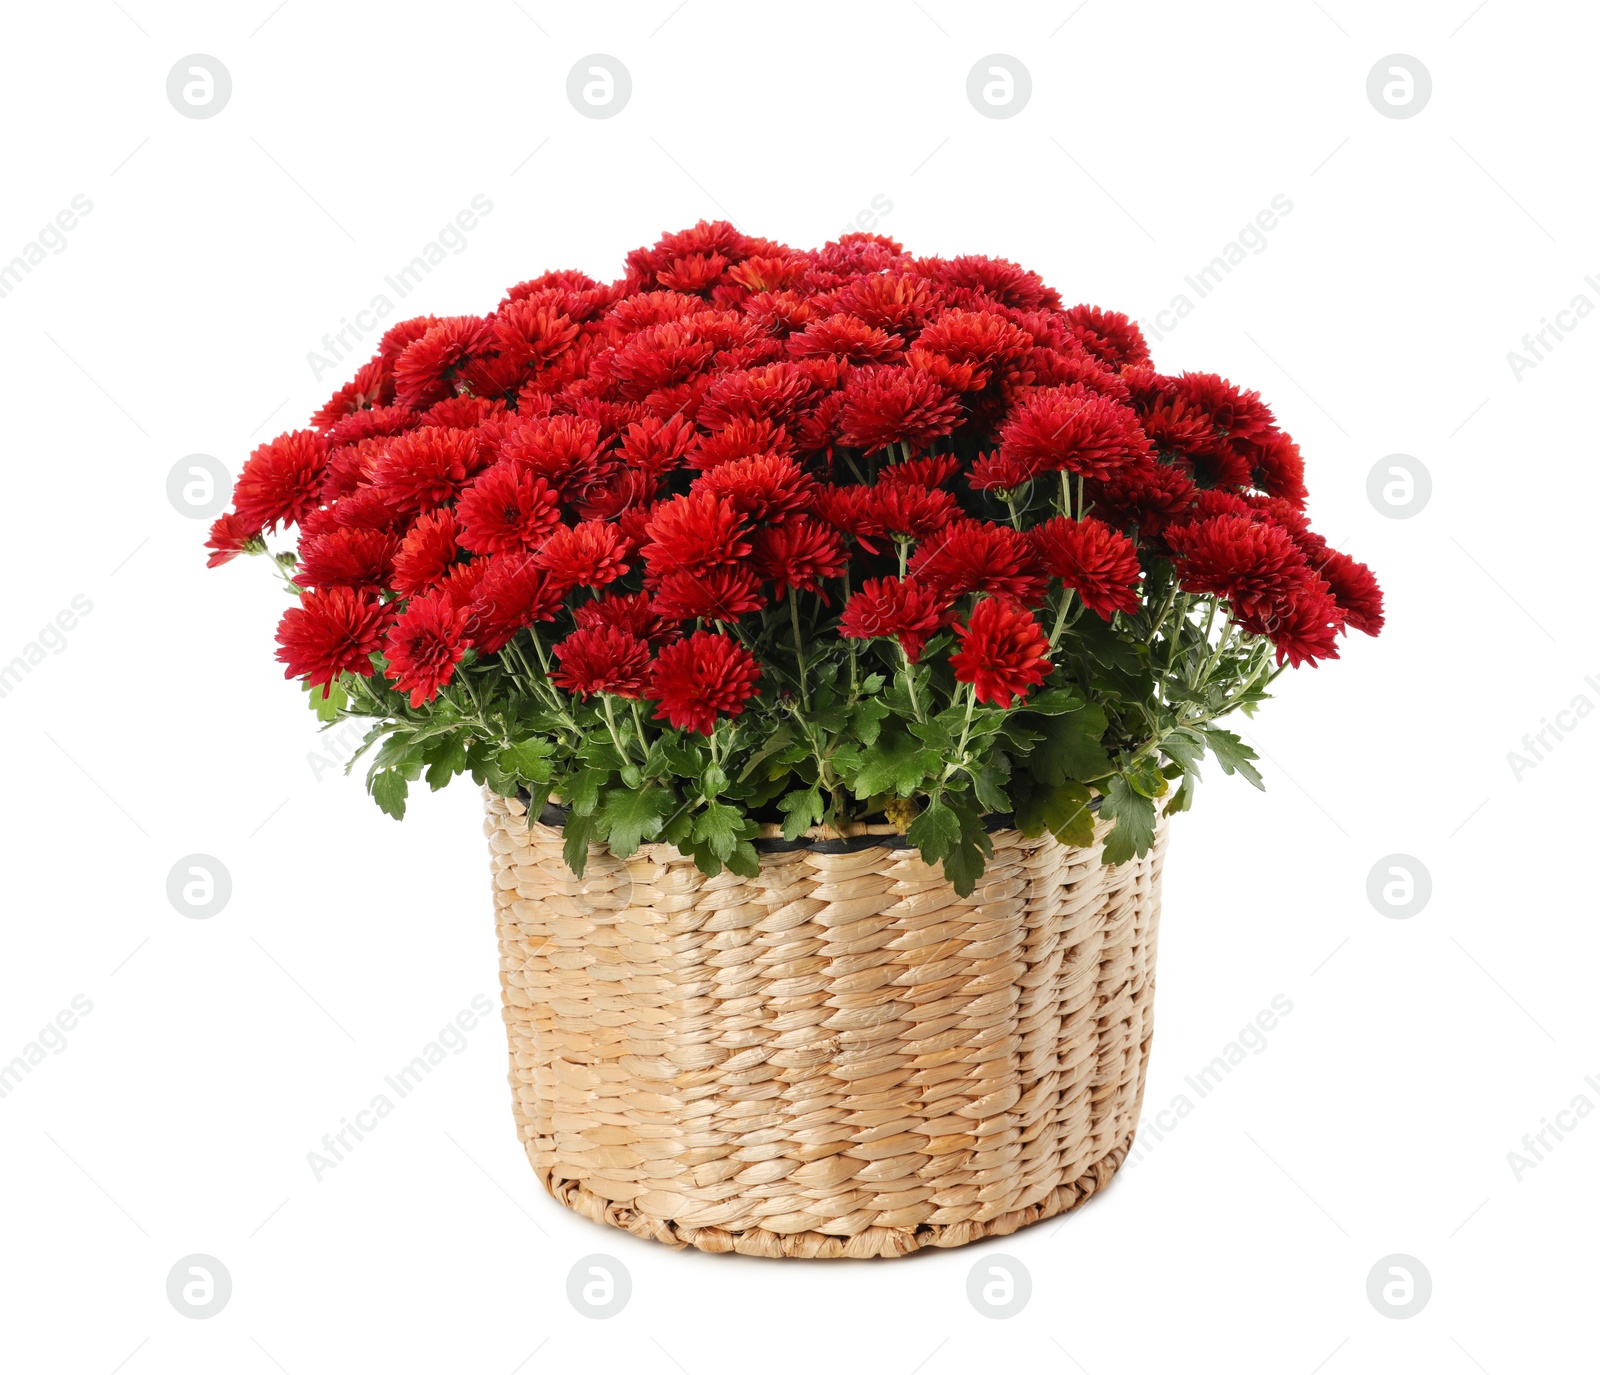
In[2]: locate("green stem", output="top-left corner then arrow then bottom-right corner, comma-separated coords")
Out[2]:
789,594 -> 811,711
1049,588 -> 1076,650
898,644 -> 926,723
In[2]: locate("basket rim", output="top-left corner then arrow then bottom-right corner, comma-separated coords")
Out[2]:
511,792 -> 1101,854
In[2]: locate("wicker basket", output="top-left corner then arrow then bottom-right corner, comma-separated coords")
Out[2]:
484,791 -> 1168,1258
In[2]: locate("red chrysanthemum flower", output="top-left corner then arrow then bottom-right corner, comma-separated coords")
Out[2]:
863,483 -> 960,544
233,430 -> 328,532
390,510 -> 459,597
752,517 -> 846,599
1061,304 -> 1150,367
838,576 -> 945,662
652,566 -> 766,622
688,459 -> 813,535
1237,571 -> 1345,668
1299,539 -> 1385,636
617,413 -> 698,476
383,591 -> 469,708
1030,517 -> 1142,620
371,427 -> 485,517
498,414 -> 605,500
967,448 -> 1038,494
787,313 -> 904,365
295,526 -> 399,593
837,365 -> 962,452
311,358 -> 394,431
647,630 -> 761,735
688,416 -> 794,471
996,386 -> 1151,482
534,520 -> 631,591
454,463 -> 562,556
879,453 -> 959,489
465,554 -> 564,653
574,590 -> 680,647
205,512 -> 263,568
1165,512 -> 1307,616
641,491 -> 751,578
550,624 -> 652,699
908,519 -> 1047,606
949,597 -> 1052,707
274,586 -> 388,692
392,316 -> 488,410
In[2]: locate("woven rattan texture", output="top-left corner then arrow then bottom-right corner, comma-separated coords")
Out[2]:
486,791 -> 1168,1258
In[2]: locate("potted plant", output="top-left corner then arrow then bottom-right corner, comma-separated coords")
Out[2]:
210,222 -> 1382,1258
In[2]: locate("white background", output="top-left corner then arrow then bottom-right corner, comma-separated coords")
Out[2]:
2,1 -> 1595,1371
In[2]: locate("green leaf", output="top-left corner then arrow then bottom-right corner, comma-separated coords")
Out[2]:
498,738 -> 554,784
777,787 -> 823,842
1126,756 -> 1169,800
562,768 -> 608,817
971,760 -> 1013,814
1028,705 -> 1112,786
725,840 -> 761,879
860,672 -> 886,693
562,809 -> 595,876
370,769 -> 408,821
304,677 -> 348,723
851,697 -> 891,746
907,796 -> 960,864
736,725 -> 794,782
1164,774 -> 1196,816
1015,780 -> 1095,848
1021,687 -> 1086,716
1100,775 -> 1157,866
1160,728 -> 1206,778
701,764 -> 729,797
692,800 -> 745,861
942,800 -> 994,898
424,737 -> 468,791
598,787 -> 672,857
847,728 -> 941,799
659,736 -> 706,780
1199,727 -> 1265,790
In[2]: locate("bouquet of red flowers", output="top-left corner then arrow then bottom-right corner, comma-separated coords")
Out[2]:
209,222 -> 1382,892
